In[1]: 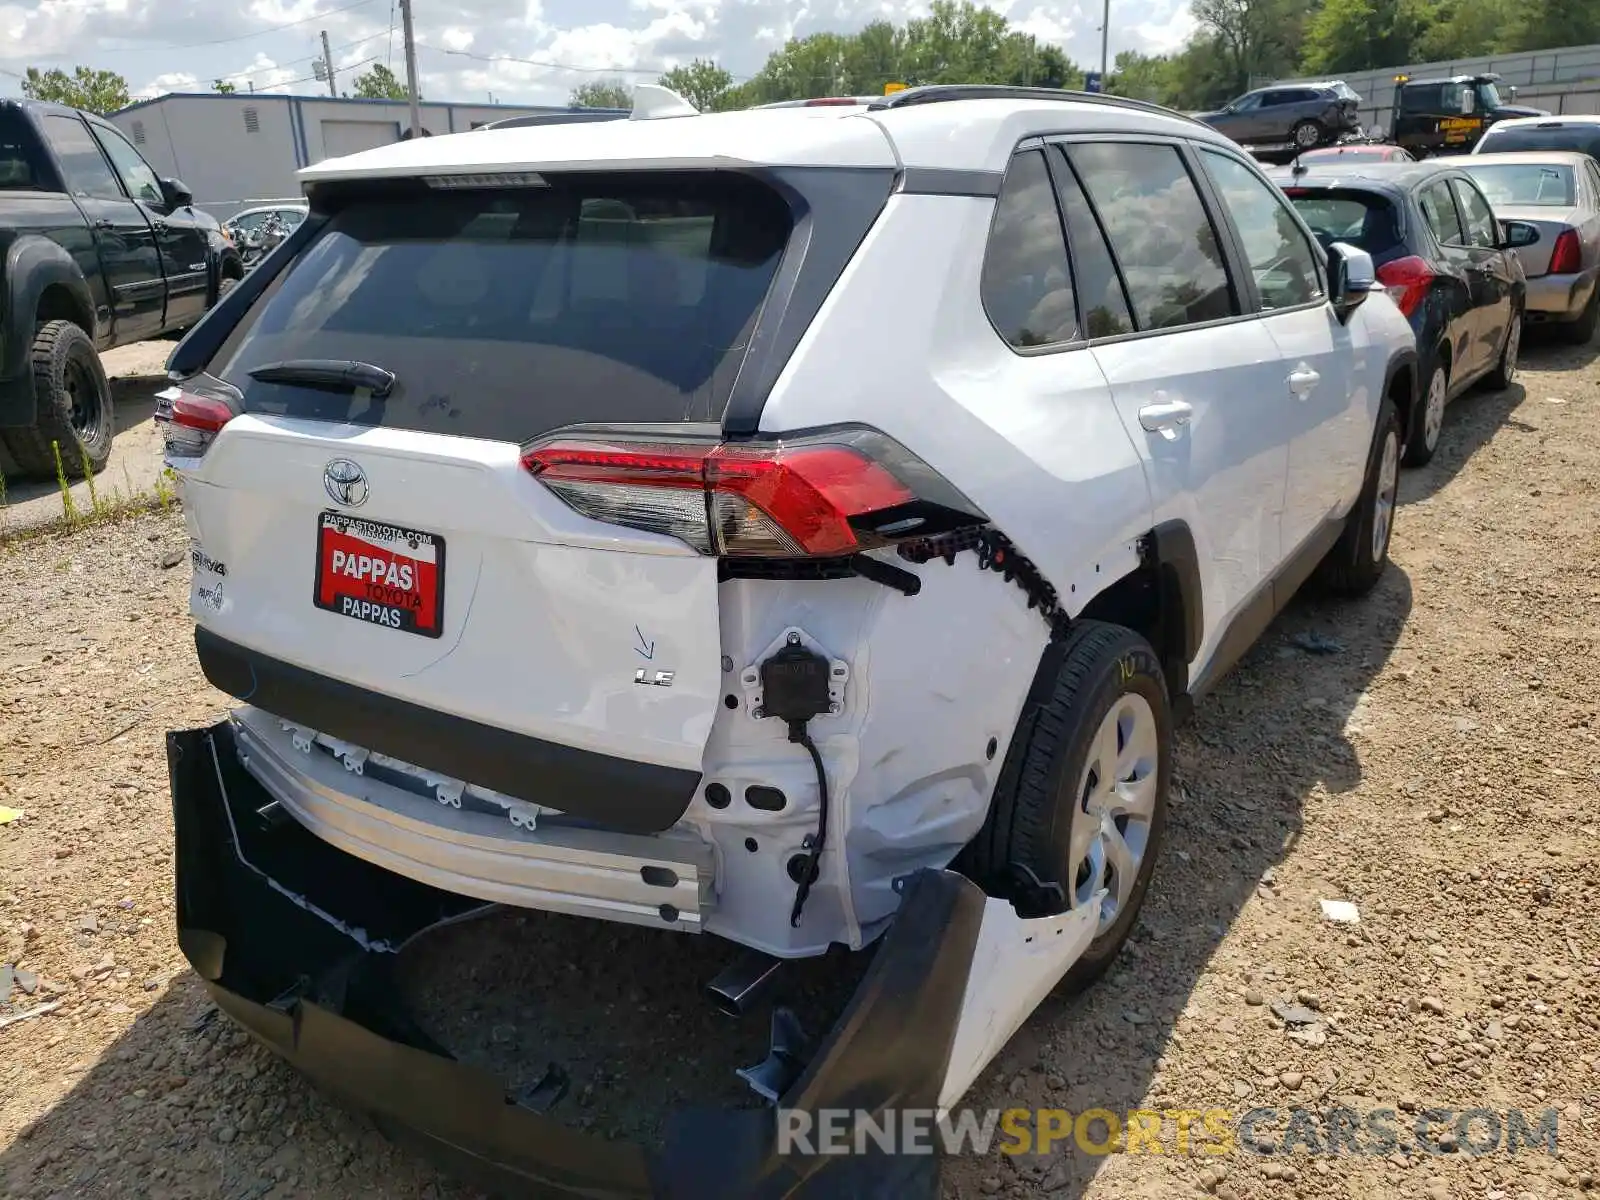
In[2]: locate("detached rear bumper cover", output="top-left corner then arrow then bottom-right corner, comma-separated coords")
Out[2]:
169,722 -> 985,1199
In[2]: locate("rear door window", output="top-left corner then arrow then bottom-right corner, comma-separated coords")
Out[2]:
213,173 -> 792,442
980,149 -> 1077,348
1065,141 -> 1236,331
1049,148 -> 1135,337
1419,181 -> 1465,246
40,114 -> 123,201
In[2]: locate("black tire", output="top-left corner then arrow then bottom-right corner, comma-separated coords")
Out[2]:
1318,395 -> 1401,597
967,621 -> 1172,993
0,320 -> 113,480
1485,304 -> 1522,391
1560,287 -> 1598,346
1291,119 -> 1324,149
1403,355 -> 1448,468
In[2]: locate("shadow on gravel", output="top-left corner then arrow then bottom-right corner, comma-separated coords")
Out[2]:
2,570 -> 1415,1200
1402,332 -> 1595,508
944,566 -> 1415,1198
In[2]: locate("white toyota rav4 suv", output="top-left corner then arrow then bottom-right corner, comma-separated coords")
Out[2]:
160,84 -> 1417,1198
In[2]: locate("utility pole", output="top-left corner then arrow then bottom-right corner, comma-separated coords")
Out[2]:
398,0 -> 423,136
1099,0 -> 1110,82
320,30 -> 337,97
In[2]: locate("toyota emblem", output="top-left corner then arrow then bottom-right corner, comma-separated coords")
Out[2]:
323,459 -> 369,508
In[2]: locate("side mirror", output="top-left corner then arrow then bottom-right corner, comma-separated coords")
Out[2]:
1499,219 -> 1541,249
1327,241 -> 1375,323
159,177 -> 194,209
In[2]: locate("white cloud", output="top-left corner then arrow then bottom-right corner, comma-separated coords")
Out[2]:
1,0 -> 1192,107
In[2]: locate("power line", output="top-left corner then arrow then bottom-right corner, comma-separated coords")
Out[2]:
254,54 -> 379,93
211,30 -> 387,86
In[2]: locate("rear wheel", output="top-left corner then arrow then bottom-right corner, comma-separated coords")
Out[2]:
1319,395 -> 1401,597
0,320 -> 113,479
1404,357 -> 1448,467
966,621 -> 1172,993
1486,306 -> 1522,391
1560,287 -> 1599,345
1292,119 -> 1324,149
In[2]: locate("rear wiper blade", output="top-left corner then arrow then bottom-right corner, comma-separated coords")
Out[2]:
248,359 -> 396,397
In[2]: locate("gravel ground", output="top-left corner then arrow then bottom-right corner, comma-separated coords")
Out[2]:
2,336 -> 1598,1200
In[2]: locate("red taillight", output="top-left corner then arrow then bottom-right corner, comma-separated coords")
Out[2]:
1375,255 -> 1434,318
1548,228 -> 1581,275
155,386 -> 235,459
521,430 -> 980,558
1282,188 -> 1309,196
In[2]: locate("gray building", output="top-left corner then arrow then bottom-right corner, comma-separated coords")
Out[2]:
108,92 -> 594,220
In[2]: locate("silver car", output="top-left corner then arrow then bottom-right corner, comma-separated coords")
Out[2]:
1460,151 -> 1600,344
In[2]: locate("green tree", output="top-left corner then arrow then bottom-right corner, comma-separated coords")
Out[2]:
352,63 -> 410,101
21,66 -> 130,114
658,58 -> 734,112
1191,0 -> 1309,95
569,80 -> 631,109
1108,50 -> 1177,103
1413,0 -> 1511,59
1505,0 -> 1600,53
213,79 -> 237,94
1301,0 -> 1424,73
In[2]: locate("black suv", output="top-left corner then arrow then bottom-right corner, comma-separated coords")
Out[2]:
1198,81 -> 1361,152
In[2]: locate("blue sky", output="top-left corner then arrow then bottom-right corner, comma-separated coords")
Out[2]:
0,0 -> 1196,108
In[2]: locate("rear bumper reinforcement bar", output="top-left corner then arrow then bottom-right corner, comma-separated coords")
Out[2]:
169,721 -> 988,1199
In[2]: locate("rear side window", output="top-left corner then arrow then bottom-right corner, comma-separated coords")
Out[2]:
1418,181 -> 1464,246
214,174 -> 792,441
0,108 -> 46,189
1284,190 -> 1404,257
1400,85 -> 1440,113
980,150 -> 1077,348
1066,142 -> 1235,331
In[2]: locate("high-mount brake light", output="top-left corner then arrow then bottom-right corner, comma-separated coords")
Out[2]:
1548,228 -> 1581,275
521,431 -> 983,558
1374,255 -> 1434,318
154,386 -> 235,459
803,98 -> 865,106
423,172 -> 548,189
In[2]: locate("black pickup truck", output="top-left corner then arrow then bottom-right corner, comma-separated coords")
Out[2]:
1391,73 -> 1548,158
0,99 -> 243,479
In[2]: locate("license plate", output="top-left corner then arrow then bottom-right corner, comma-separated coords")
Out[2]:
313,512 -> 445,638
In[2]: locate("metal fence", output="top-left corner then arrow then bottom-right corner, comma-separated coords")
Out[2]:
1277,42 -> 1600,134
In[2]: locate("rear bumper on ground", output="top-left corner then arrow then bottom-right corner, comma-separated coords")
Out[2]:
1524,268 -> 1599,321
168,721 -> 987,1199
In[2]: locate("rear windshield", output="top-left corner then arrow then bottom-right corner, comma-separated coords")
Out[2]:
213,173 -> 793,442
1284,190 -> 1403,256
1479,125 -> 1600,158
1461,162 -> 1575,206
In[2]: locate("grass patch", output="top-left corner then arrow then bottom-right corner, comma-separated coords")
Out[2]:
52,440 -> 80,527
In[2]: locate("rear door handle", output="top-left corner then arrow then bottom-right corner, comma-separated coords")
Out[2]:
93,218 -> 114,230
152,220 -> 169,234
1138,398 -> 1194,439
1288,365 -> 1321,397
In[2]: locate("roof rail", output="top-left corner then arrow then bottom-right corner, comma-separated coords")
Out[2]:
866,83 -> 1205,127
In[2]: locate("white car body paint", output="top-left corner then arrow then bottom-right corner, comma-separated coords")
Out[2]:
170,90 -> 1419,1116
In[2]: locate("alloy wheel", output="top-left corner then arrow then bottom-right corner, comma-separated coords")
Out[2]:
1069,693 -> 1159,935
